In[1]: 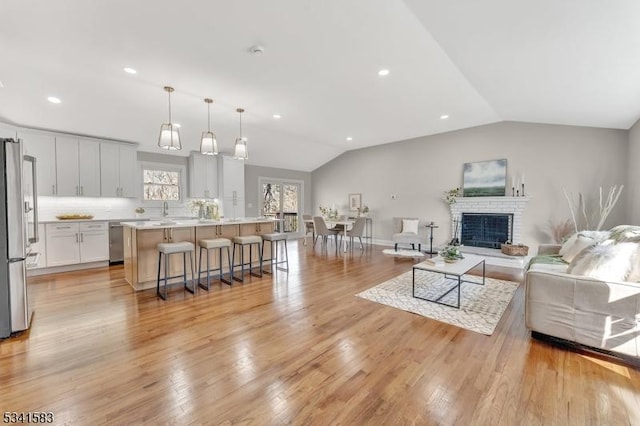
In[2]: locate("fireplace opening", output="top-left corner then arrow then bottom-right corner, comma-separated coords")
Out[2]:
461,213 -> 513,249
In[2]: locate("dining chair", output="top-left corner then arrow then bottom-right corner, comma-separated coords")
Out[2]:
303,214 -> 315,246
344,217 -> 367,250
313,216 -> 339,249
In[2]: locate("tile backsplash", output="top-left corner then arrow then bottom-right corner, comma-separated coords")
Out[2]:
37,197 -> 194,221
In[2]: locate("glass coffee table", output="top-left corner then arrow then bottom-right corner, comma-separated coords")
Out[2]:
412,253 -> 485,309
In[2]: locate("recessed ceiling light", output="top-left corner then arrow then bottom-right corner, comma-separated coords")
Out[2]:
123,67 -> 137,75
47,96 -> 61,104
173,123 -> 181,128
346,137 -> 353,141
440,114 -> 449,120
272,114 -> 281,119
378,69 -> 390,76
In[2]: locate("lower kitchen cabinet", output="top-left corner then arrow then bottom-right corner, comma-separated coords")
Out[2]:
45,222 -> 109,267
134,227 -> 195,284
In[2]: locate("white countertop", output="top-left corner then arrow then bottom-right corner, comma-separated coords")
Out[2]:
121,217 -> 279,230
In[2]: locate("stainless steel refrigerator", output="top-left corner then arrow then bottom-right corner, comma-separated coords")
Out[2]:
0,138 -> 38,338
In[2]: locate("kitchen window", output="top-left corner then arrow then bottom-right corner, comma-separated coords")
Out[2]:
142,166 -> 182,201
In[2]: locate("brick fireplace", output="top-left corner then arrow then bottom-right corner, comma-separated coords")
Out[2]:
449,197 -> 530,246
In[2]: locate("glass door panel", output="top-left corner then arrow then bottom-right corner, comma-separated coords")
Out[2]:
261,181 -> 300,234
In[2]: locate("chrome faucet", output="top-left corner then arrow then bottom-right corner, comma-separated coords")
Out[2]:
162,201 -> 169,217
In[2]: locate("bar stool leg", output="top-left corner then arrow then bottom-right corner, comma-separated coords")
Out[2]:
198,247 -> 205,290
282,239 -> 289,271
163,252 -> 169,300
157,252 -> 163,299
224,246 -> 232,285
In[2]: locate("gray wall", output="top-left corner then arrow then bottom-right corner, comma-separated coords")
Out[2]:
311,121 -> 629,250
629,118 -> 640,225
244,165 -> 312,217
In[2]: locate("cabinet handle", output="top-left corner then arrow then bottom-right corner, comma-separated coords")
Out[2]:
169,228 -> 173,242
75,233 -> 79,243
80,186 -> 84,196
80,232 -> 84,243
75,186 -> 79,196
56,225 -> 71,229
52,185 -> 56,195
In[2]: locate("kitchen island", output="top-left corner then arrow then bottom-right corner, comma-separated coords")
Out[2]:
121,218 -> 277,291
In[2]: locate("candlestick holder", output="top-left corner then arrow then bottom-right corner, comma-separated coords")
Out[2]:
521,183 -> 525,197
516,189 -> 520,197
512,187 -> 515,197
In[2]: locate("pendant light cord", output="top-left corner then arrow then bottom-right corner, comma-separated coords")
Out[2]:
207,102 -> 211,132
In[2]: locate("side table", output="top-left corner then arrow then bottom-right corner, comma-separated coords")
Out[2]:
425,223 -> 438,256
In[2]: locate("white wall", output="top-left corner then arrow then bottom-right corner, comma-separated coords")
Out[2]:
629,118 -> 640,225
311,121 -> 629,249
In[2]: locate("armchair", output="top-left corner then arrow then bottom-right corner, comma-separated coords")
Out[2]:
392,217 -> 422,251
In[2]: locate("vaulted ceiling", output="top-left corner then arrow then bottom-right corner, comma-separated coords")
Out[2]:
1,1 -> 639,172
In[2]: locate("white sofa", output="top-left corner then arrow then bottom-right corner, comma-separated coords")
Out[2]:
524,227 -> 640,363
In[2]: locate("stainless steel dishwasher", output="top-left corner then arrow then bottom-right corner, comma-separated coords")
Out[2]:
109,221 -> 124,264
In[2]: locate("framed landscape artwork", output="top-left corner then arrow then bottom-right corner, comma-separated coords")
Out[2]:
348,193 -> 362,211
463,159 -> 507,197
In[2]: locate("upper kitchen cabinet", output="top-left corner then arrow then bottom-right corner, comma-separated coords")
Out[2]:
55,136 -> 101,197
188,152 -> 218,199
219,155 -> 245,199
218,155 -> 245,218
20,131 -> 57,196
100,142 -> 137,197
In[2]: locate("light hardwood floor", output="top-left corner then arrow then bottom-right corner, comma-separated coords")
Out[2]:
2,241 -> 639,425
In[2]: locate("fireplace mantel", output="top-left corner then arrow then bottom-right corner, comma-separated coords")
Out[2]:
449,196 -> 530,244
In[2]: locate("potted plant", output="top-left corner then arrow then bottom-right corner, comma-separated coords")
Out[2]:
439,245 -> 464,263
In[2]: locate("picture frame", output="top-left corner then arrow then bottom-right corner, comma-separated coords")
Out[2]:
348,193 -> 362,211
463,159 -> 507,197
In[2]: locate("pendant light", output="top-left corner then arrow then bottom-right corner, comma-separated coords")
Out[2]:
233,108 -> 248,160
158,86 -> 181,150
200,98 -> 218,155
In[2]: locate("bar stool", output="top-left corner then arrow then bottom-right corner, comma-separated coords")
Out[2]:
156,241 -> 196,300
261,233 -> 289,274
197,238 -> 232,290
231,235 -> 263,282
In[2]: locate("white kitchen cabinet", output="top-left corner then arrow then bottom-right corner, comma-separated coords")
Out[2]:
55,137 -> 101,197
46,223 -> 81,266
45,221 -> 109,266
189,152 -> 218,199
100,142 -> 137,197
79,222 -> 109,262
220,155 -> 245,199
20,132 -> 58,196
218,155 -> 245,218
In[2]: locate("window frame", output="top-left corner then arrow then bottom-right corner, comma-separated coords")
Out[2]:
139,161 -> 186,206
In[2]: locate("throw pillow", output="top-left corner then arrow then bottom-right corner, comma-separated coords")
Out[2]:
402,219 -> 419,234
559,233 -> 578,256
567,243 -> 638,282
609,225 -> 640,243
561,235 -> 596,263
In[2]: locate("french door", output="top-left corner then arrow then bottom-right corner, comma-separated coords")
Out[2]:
260,178 -> 303,236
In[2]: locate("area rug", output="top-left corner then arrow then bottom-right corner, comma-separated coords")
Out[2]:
382,249 -> 425,257
356,270 -> 519,335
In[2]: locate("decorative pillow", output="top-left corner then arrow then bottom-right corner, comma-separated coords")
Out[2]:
559,231 -> 611,262
609,225 -> 640,243
402,219 -> 419,234
559,233 -> 578,256
567,242 -> 638,282
561,235 -> 596,263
